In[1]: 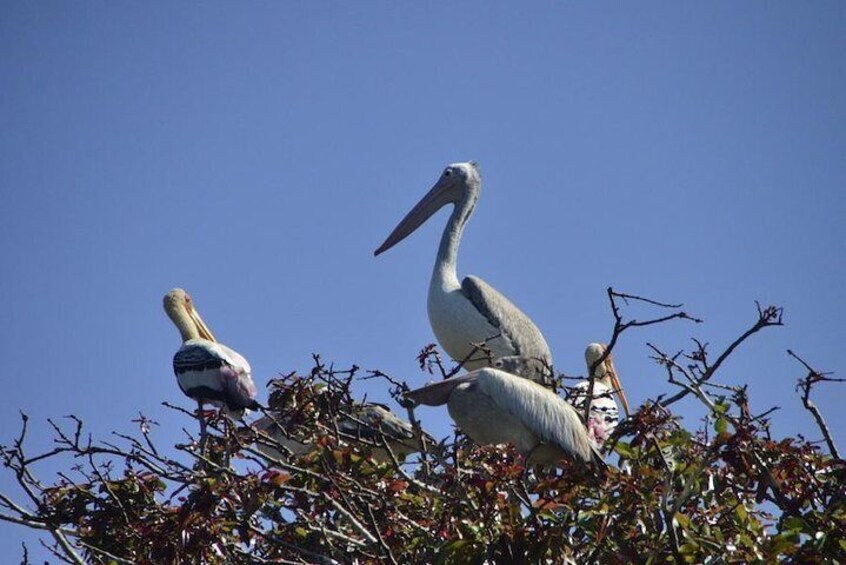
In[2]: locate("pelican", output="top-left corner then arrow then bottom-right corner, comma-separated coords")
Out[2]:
405,366 -> 604,468
163,289 -> 259,452
375,162 -> 552,376
566,343 -> 630,449
253,403 -> 432,463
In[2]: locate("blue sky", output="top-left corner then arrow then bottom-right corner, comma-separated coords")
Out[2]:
1,3 -> 844,558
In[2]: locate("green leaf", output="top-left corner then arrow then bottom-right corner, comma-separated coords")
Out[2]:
615,442 -> 635,458
679,543 -> 699,561
713,401 -> 729,415
781,516 -> 805,533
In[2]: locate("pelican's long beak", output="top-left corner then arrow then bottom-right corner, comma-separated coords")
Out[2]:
404,373 -> 477,406
188,306 -> 217,343
606,359 -> 630,417
374,176 -> 455,256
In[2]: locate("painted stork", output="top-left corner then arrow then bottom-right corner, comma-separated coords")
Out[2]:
375,162 -> 552,377
253,403 -> 432,463
566,343 -> 630,450
405,367 -> 605,468
163,289 -> 259,453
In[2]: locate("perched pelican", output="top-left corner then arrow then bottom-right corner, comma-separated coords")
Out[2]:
163,289 -> 259,451
253,403 -> 432,463
566,343 -> 630,449
375,162 -> 552,376
405,367 -> 604,468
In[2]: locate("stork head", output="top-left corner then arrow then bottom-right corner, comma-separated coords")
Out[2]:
163,288 -> 217,343
585,343 -> 630,416
374,161 -> 481,256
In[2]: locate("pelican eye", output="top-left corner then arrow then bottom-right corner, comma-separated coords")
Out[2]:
443,169 -> 452,177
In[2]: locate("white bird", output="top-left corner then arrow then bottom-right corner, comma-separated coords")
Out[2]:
253,403 -> 431,463
405,367 -> 604,468
566,343 -> 630,449
163,289 -> 259,452
375,162 -> 552,377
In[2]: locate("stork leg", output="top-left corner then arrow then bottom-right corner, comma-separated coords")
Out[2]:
197,400 -> 208,461
221,416 -> 232,468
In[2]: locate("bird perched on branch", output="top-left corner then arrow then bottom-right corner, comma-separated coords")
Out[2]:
375,162 -> 552,377
405,365 -> 605,469
163,288 -> 259,454
567,343 -> 630,449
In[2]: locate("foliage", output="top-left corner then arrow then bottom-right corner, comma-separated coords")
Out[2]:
1,293 -> 843,564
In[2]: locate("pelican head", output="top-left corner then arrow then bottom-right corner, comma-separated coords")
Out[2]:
585,343 -> 630,416
374,161 -> 481,256
163,288 -> 217,343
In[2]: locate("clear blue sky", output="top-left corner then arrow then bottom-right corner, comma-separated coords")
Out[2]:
1,3 -> 844,558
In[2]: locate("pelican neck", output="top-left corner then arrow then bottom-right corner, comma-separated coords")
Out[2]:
432,195 -> 476,288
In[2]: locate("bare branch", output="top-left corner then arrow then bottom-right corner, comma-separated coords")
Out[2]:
583,287 -> 702,422
788,349 -> 841,459
660,303 -> 783,407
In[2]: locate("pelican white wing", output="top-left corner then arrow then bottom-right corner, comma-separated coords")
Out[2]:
476,369 -> 596,464
460,276 -> 552,368
406,368 -> 603,467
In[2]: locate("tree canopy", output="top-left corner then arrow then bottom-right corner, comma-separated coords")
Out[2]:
1,290 -> 843,564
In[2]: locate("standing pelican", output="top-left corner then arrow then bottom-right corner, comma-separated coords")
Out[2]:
566,343 -> 630,449
163,289 -> 259,453
405,366 -> 604,468
375,162 -> 551,376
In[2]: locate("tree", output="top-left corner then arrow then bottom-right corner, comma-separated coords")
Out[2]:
1,289 -> 843,564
